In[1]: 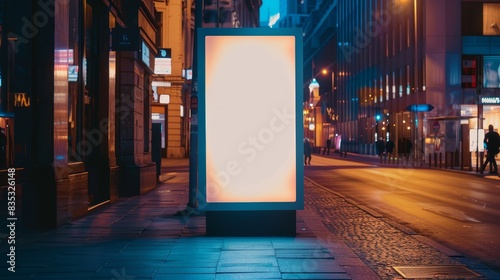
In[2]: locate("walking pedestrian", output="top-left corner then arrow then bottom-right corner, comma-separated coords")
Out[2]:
480,124 -> 500,174
386,139 -> 395,162
376,137 -> 385,163
405,138 -> 413,162
323,138 -> 332,155
376,137 -> 385,157
304,138 -> 312,165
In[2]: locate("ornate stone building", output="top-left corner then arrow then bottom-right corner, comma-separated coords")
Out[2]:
152,0 -> 261,159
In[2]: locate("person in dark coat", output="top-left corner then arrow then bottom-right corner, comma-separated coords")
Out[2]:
376,137 -> 385,157
304,138 -> 312,165
400,138 -> 413,161
385,139 -> 395,159
481,124 -> 500,174
323,138 -> 332,155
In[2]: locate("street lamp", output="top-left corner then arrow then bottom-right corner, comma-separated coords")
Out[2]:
321,68 -> 336,141
412,0 -> 420,166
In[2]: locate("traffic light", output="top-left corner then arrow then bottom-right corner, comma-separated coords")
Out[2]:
375,114 -> 381,122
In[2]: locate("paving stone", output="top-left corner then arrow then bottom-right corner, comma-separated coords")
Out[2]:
10,159 -> 483,280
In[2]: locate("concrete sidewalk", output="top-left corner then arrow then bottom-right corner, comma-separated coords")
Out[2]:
0,158 -> 378,280
2,156 -> 496,279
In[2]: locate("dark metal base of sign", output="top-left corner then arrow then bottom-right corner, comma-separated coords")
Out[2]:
206,210 -> 296,237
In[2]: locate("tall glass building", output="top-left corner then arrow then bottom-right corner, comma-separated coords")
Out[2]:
305,0 -> 500,169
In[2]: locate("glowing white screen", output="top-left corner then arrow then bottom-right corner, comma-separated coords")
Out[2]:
205,35 -> 296,203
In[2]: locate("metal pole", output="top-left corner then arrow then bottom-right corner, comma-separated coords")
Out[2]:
476,86 -> 483,172
476,93 -> 479,172
187,0 -> 203,211
413,0 -> 419,167
216,0 -> 219,28
476,58 -> 482,172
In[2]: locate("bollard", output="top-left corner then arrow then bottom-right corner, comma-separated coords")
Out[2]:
439,153 -> 442,168
434,153 -> 437,168
428,154 -> 431,167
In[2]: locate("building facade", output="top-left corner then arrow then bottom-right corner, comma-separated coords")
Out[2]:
304,0 -> 500,169
152,0 -> 189,159
276,0 -> 312,28
151,0 -> 262,159
0,0 -> 159,229
302,0 -> 337,149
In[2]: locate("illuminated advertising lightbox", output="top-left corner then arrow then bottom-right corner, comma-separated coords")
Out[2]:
198,28 -> 304,211
483,56 -> 500,88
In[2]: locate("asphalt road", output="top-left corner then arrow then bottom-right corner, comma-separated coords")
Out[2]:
305,155 -> 500,271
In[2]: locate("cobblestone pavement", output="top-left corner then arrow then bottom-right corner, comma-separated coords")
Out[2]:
303,178 -> 497,280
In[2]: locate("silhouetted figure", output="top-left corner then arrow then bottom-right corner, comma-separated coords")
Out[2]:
386,139 -> 395,162
323,138 -> 332,155
481,124 -> 500,174
376,138 -> 385,157
304,138 -> 312,165
375,137 -> 385,163
398,138 -> 412,162
405,138 -> 413,161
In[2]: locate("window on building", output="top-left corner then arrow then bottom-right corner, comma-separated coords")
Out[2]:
392,71 -> 396,99
155,11 -> 163,47
461,2 -> 500,36
483,3 -> 500,35
385,33 -> 389,58
407,64 -> 411,95
385,74 -> 389,101
68,0 -> 82,162
144,75 -> 150,153
399,68 -> 403,98
379,75 -> 383,102
406,17 -> 410,48
392,28 -> 395,57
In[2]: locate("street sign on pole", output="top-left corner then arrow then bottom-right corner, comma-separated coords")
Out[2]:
406,104 -> 435,112
432,121 -> 440,133
185,0 -> 203,213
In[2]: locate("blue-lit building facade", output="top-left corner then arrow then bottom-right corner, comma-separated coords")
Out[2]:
275,0 -> 312,28
304,0 -> 500,168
